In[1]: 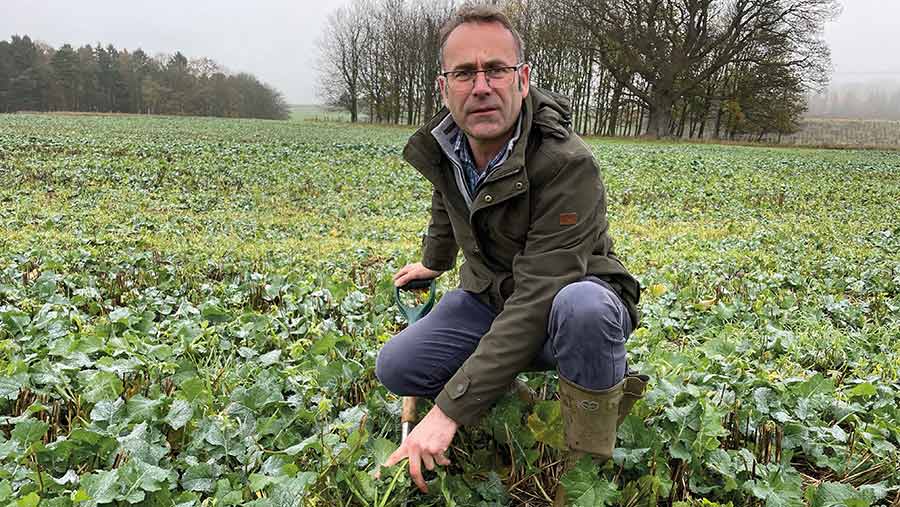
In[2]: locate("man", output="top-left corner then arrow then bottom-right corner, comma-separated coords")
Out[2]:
375,5 -> 647,502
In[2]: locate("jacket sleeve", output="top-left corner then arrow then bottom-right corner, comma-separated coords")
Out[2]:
421,188 -> 459,272
435,153 -> 606,425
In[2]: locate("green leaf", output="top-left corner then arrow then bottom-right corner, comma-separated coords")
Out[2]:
71,489 -> 91,502
845,383 -> 876,399
179,377 -> 210,402
810,482 -> 873,507
439,470 -> 475,507
694,399 -> 728,454
0,373 -> 28,400
82,469 -> 119,505
109,307 -> 131,323
249,473 -> 275,492
744,466 -> 804,507
11,419 -> 49,445
795,374 -> 834,398
165,399 -> 193,430
181,463 -> 218,492
82,370 -> 123,403
370,437 -> 397,468
527,400 -> 566,450
0,307 -> 31,335
282,434 -> 319,456
309,332 -> 340,356
258,349 -> 281,366
214,477 -> 244,507
117,422 -> 168,464
16,492 -> 40,507
120,459 -> 176,494
90,398 -> 124,422
200,302 -> 232,323
0,480 -> 11,502
125,395 -> 163,422
269,472 -> 317,506
560,456 -> 620,507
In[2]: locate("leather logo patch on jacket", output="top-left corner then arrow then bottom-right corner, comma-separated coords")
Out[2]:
560,212 -> 578,225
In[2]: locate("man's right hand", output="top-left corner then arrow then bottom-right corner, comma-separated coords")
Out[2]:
393,262 -> 443,287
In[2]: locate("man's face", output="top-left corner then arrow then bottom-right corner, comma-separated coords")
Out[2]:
438,21 -> 530,143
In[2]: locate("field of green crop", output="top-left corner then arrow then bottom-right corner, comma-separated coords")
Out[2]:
0,113 -> 898,507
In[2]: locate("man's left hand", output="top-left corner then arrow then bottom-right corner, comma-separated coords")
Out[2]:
382,404 -> 458,493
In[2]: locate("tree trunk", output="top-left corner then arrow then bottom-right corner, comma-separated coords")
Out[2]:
677,102 -> 688,138
406,80 -> 414,125
350,84 -> 358,123
646,91 -> 675,138
713,100 -> 724,139
607,81 -> 624,136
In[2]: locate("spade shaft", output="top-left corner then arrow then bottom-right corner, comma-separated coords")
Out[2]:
393,278 -> 436,442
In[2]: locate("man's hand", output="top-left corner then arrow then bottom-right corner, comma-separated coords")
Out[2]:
383,404 -> 458,493
393,262 -> 443,288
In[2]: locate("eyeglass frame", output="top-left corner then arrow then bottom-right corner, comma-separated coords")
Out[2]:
438,62 -> 527,89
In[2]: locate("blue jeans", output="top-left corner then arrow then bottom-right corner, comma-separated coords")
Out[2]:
376,276 -> 633,397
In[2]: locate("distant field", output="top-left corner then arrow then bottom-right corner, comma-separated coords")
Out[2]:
784,118 -> 900,149
1,113 -> 898,506
290,104 -> 354,122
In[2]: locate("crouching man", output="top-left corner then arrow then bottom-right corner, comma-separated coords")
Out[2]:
375,5 -> 648,503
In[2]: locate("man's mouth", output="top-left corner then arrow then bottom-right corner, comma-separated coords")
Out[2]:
470,107 -> 497,115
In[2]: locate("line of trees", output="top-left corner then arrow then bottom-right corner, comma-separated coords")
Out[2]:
0,35 -> 289,120
317,0 -> 839,140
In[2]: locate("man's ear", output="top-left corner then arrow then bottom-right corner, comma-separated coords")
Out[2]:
437,77 -> 449,108
519,64 -> 531,97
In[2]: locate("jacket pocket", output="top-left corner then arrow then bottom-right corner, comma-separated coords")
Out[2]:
459,262 -> 491,294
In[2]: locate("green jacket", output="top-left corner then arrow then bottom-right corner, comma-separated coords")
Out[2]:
402,87 -> 640,426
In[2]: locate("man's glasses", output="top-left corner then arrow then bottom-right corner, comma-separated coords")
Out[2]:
439,63 -> 525,91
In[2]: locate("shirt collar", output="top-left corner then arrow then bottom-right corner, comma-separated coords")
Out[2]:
432,111 -> 524,171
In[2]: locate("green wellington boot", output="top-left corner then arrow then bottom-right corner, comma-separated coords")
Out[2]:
553,372 -> 649,507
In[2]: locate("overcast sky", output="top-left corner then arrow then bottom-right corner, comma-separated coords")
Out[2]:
2,0 -> 899,104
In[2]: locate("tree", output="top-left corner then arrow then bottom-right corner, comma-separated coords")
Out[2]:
317,0 -> 369,122
50,44 -> 80,110
555,0 -> 839,138
0,35 -> 288,120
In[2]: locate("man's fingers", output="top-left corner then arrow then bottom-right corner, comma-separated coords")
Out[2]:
435,452 -> 451,467
422,452 -> 435,471
383,446 -> 406,468
393,266 -> 414,286
408,448 -> 428,493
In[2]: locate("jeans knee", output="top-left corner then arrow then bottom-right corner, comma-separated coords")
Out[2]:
551,281 -> 629,390
376,336 -> 441,397
552,281 -> 625,337
375,342 -> 403,394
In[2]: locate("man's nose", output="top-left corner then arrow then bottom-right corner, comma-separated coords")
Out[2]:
470,71 -> 492,96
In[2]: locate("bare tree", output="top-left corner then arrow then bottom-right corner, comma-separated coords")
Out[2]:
316,0 -> 370,122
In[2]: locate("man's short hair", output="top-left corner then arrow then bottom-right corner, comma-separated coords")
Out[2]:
438,4 -> 526,69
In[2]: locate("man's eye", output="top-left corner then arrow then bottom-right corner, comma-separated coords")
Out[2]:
454,70 -> 475,81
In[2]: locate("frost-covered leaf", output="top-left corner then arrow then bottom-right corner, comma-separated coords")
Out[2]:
182,463 -> 217,492
810,482 -> 873,507
165,399 -> 193,430
11,419 -> 48,445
